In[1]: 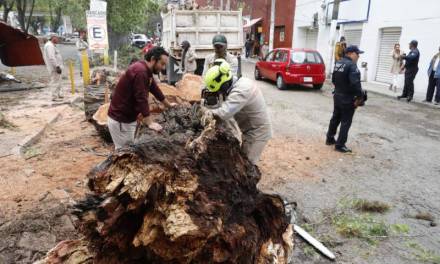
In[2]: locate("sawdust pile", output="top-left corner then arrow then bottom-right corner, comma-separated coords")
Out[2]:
38,105 -> 293,264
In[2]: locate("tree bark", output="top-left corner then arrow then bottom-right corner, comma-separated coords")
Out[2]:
1,0 -> 14,23
25,0 -> 35,33
15,0 -> 35,33
108,26 -> 129,51
15,0 -> 27,31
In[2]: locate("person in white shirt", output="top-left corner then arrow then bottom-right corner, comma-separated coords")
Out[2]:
76,31 -> 89,77
43,34 -> 64,101
424,46 -> 440,104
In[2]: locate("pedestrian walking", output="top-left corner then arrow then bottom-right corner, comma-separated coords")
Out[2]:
397,40 -> 420,102
76,31 -> 89,77
334,36 -> 347,62
423,46 -> 440,105
261,42 -> 269,60
107,47 -> 177,150
326,45 -> 366,153
245,38 -> 253,58
253,41 -> 261,59
180,40 -> 197,74
390,43 -> 403,92
141,39 -> 154,55
202,34 -> 238,76
43,34 -> 64,101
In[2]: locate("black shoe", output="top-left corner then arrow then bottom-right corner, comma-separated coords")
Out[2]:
422,100 -> 432,103
407,97 -> 413,102
335,145 -> 352,153
397,95 -> 407,100
435,102 -> 439,105
326,137 -> 336,145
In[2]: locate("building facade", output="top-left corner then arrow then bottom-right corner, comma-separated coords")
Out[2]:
294,0 -> 440,96
196,0 -> 296,49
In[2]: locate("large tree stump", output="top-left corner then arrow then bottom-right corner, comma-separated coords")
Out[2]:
45,104 -> 293,264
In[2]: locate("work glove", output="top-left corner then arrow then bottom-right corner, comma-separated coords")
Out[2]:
148,122 -> 163,132
200,108 -> 214,127
56,66 -> 62,74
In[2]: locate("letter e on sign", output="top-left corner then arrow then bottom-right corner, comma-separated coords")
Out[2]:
90,26 -> 105,41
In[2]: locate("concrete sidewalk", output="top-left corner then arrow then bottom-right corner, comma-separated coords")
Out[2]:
242,58 -> 440,109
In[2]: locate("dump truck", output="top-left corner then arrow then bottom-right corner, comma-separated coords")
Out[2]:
161,9 -> 243,84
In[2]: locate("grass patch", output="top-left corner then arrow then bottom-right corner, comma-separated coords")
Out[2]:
333,214 -> 388,244
352,199 -> 390,213
24,147 -> 43,160
303,244 -> 319,258
390,223 -> 410,234
0,112 -> 18,130
406,242 -> 440,264
332,199 -> 408,244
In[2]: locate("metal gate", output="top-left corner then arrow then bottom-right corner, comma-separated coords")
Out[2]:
344,29 -> 362,47
305,29 -> 318,49
375,28 -> 402,83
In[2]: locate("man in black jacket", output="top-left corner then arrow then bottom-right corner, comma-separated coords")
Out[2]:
326,45 -> 364,153
398,40 -> 420,102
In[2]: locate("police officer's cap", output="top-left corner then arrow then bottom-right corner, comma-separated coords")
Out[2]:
213,34 -> 227,46
345,45 -> 364,54
409,40 -> 418,47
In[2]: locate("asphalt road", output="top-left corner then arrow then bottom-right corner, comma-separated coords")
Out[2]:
241,60 -> 440,264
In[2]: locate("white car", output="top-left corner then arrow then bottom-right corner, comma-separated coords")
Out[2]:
131,34 -> 149,48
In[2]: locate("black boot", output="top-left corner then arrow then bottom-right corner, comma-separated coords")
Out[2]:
397,95 -> 407,100
407,97 -> 413,102
335,145 -> 352,153
326,137 -> 336,145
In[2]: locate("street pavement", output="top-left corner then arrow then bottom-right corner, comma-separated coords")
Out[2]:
241,60 -> 440,264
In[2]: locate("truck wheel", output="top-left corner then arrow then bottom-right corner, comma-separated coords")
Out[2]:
276,75 -> 287,90
254,67 -> 262,80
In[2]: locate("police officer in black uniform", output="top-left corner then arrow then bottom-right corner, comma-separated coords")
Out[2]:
397,40 -> 420,102
326,45 -> 364,153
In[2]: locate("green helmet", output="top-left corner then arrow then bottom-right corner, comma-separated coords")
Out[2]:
212,34 -> 227,46
204,59 -> 232,92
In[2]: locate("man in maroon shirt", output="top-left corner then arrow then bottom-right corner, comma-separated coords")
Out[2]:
107,47 -> 176,149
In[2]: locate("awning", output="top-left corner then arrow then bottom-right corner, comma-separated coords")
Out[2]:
0,22 -> 45,67
243,18 -> 262,28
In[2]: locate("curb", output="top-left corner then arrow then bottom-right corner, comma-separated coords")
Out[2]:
12,106 -> 67,157
364,89 -> 440,110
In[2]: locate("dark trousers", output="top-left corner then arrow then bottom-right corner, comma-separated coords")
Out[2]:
245,48 -> 251,58
327,95 -> 356,147
426,71 -> 440,102
401,68 -> 418,98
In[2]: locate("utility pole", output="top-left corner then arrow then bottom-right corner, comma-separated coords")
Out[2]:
269,0 -> 275,51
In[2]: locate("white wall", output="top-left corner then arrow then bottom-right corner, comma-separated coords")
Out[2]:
361,0 -> 440,96
293,0 -> 324,47
294,0 -> 440,96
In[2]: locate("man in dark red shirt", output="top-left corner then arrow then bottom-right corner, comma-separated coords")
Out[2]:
108,47 -> 175,149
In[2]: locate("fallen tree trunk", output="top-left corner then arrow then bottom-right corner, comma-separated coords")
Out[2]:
38,105 -> 294,264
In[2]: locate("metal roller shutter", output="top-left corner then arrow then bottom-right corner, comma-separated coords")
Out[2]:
375,28 -> 402,83
305,29 -> 318,49
344,29 -> 362,47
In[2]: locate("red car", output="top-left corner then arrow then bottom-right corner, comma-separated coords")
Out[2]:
255,48 -> 326,90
